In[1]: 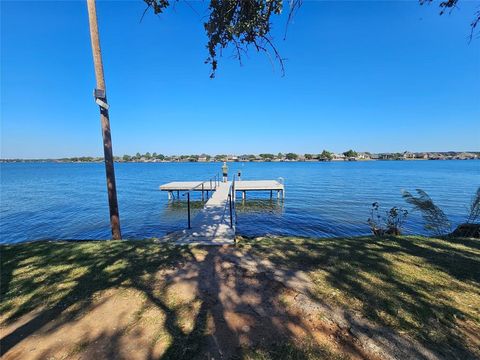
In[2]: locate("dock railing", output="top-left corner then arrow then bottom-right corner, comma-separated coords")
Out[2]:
227,175 -> 237,228
182,173 -> 220,229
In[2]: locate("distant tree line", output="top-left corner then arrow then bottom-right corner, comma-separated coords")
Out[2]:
113,149 -> 362,162
2,150 -> 478,163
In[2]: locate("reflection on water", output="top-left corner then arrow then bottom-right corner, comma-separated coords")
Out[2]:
166,200 -> 206,211
235,199 -> 284,214
162,198 -> 285,220
162,199 -> 205,223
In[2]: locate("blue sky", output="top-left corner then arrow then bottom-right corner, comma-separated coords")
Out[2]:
1,0 -> 479,158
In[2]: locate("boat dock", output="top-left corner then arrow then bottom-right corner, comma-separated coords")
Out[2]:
160,179 -> 285,200
159,178 -> 284,244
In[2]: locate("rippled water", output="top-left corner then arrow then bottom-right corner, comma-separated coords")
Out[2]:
1,161 -> 478,243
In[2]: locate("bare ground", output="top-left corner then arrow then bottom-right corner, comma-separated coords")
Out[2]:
1,237 -> 478,359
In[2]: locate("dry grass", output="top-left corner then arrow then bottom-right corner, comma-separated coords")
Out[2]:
239,235 -> 480,358
1,235 -> 479,359
1,239 -> 348,359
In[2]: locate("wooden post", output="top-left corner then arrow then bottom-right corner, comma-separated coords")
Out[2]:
87,0 -> 121,240
201,183 -> 204,201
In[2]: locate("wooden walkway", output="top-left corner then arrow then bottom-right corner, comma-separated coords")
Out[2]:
168,182 -> 235,245
160,179 -> 284,245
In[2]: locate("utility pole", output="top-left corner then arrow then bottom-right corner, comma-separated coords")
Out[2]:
86,0 -> 122,240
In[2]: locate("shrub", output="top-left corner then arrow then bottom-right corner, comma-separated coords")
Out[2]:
402,189 -> 451,236
368,202 -> 408,236
466,187 -> 480,224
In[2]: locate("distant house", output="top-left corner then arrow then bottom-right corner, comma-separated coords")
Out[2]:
198,157 -> 208,162
429,153 -> 446,160
357,152 -> 371,160
403,151 -> 415,159
415,152 -> 429,159
237,155 -> 251,162
456,152 -> 476,160
332,153 -> 345,161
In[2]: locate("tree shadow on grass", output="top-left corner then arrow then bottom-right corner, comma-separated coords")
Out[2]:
243,235 -> 480,359
3,235 -> 478,359
1,240 -> 355,359
0,240 -> 193,356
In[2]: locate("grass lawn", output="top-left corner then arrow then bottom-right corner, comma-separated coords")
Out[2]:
239,235 -> 480,359
1,235 -> 479,359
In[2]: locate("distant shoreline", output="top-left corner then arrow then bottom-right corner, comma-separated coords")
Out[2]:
2,150 -> 479,164
1,158 -> 478,164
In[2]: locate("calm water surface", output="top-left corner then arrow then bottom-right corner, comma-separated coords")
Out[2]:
1,161 -> 479,244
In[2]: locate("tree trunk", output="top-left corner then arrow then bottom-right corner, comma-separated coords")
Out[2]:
86,0 -> 122,240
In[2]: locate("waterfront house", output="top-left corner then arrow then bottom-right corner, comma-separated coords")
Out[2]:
357,152 -> 371,160
403,151 -> 415,159
456,152 -> 477,160
332,153 -> 345,161
415,152 -> 429,159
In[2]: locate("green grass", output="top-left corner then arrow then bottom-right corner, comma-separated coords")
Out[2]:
1,239 -> 192,325
1,236 -> 479,359
0,239 -> 213,359
239,235 -> 480,358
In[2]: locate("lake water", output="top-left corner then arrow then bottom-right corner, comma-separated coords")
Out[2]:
1,160 -> 479,244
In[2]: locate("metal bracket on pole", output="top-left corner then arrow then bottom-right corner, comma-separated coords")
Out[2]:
94,88 -> 109,110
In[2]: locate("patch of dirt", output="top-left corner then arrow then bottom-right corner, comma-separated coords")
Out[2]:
0,245 -> 445,359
